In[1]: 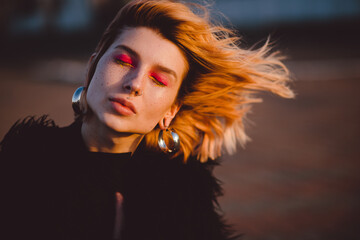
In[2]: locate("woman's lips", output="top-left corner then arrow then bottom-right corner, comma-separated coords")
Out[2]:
109,97 -> 137,116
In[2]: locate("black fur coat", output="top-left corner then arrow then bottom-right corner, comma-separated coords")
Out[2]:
0,116 -> 239,240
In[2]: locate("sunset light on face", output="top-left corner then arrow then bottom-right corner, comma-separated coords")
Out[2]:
86,27 -> 188,135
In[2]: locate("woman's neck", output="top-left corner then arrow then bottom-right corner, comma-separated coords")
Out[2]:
81,118 -> 144,154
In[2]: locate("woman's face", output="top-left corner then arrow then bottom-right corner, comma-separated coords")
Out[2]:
86,27 -> 188,134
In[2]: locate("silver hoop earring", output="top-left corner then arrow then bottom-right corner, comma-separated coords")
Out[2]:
158,128 -> 180,153
72,86 -> 85,114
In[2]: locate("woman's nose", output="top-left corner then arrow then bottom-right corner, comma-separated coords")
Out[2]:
122,71 -> 144,97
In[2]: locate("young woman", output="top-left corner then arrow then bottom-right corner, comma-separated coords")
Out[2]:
0,0 -> 293,239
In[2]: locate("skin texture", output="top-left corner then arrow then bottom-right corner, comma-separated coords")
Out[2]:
82,27 -> 188,154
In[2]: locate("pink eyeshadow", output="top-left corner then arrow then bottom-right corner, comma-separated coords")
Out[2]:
150,72 -> 168,86
115,54 -> 135,66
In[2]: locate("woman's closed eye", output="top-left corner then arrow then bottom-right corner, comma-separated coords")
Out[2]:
115,54 -> 135,68
149,72 -> 168,87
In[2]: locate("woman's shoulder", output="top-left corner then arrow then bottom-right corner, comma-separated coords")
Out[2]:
131,146 -> 224,198
0,115 -> 60,152
133,145 -> 219,177
127,147 -> 237,239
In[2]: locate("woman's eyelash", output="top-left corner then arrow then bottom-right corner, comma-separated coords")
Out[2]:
115,59 -> 133,67
114,55 -> 134,67
150,76 -> 166,86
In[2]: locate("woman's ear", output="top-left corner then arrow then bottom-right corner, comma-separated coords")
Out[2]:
158,103 -> 181,130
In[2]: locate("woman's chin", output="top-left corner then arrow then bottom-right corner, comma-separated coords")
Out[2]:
101,114 -> 154,135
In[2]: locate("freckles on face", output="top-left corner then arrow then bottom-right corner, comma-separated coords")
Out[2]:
86,27 -> 188,134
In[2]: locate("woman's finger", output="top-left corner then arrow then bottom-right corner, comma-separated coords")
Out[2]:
113,192 -> 124,240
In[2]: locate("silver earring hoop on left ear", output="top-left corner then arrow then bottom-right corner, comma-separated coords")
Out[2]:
158,128 -> 180,153
72,86 -> 85,114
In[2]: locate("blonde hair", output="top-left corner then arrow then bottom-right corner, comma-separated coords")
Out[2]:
82,0 -> 294,162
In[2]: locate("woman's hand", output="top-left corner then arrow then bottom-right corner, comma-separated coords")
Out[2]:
113,192 -> 124,240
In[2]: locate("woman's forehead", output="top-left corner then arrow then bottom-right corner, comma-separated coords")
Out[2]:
110,26 -> 189,81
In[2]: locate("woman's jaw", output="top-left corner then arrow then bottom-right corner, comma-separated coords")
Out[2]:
81,114 -> 144,154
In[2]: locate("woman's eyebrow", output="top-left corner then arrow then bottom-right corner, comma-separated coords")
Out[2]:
154,65 -> 178,81
114,44 -> 178,81
114,44 -> 139,58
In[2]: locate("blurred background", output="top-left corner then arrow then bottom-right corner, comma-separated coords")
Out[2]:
0,0 -> 359,239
